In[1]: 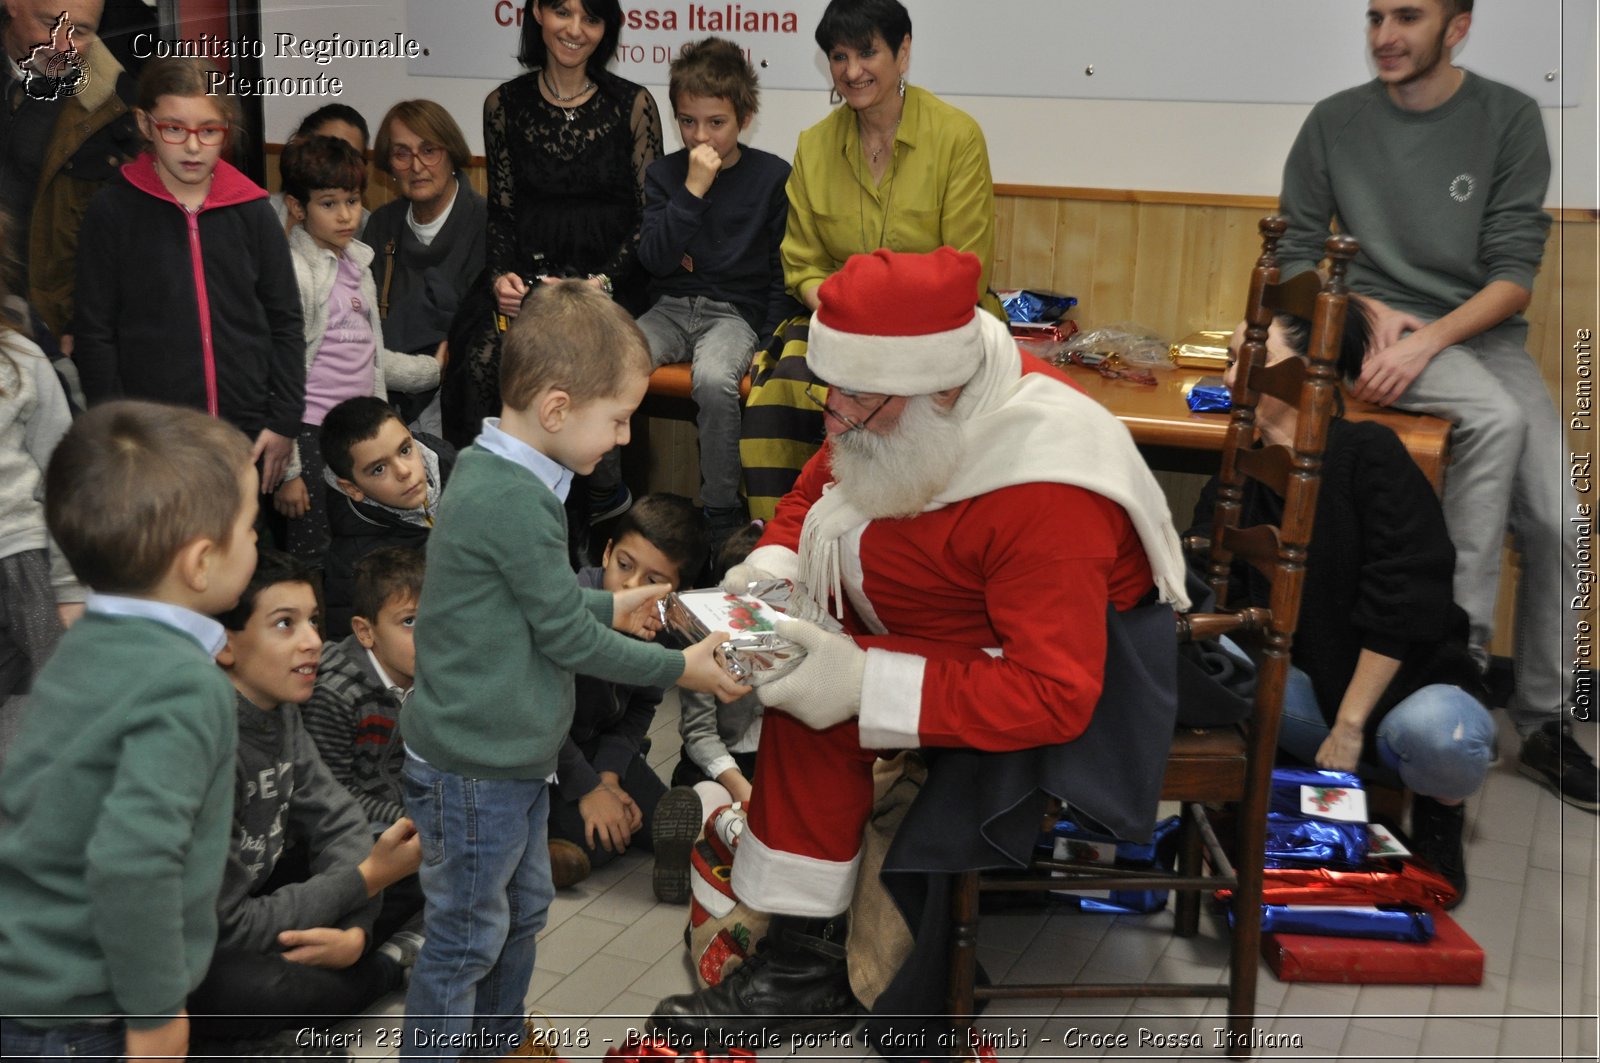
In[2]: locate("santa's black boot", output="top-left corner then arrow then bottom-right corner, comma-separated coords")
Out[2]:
650,913 -> 862,1046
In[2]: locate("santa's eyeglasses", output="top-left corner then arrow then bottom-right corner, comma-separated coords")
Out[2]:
804,382 -> 890,433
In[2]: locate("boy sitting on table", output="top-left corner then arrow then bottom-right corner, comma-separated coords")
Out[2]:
635,37 -> 795,545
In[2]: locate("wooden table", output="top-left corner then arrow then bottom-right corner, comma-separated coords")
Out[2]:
639,361 -> 1452,493
1055,363 -> 1451,492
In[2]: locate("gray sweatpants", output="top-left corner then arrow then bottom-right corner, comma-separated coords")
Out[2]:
1394,324 -> 1578,735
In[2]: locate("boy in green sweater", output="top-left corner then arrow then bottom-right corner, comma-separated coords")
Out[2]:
0,401 -> 260,1063
399,280 -> 748,1060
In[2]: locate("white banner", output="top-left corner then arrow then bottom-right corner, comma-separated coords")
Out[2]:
405,1 -> 828,92
404,0 -> 1586,107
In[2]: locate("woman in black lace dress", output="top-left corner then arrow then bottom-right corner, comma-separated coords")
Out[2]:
445,0 -> 663,456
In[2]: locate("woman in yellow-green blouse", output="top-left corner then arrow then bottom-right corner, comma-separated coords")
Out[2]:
739,0 -> 1002,518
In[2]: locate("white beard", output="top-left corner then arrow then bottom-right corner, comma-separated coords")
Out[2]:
829,395 -> 967,520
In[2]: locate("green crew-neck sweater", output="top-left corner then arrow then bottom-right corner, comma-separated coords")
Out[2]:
403,445 -> 686,779
1279,71 -> 1551,338
0,613 -> 237,1027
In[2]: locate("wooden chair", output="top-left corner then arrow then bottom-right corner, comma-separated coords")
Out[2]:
947,216 -> 1360,1059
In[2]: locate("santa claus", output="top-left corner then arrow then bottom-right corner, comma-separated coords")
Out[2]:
651,247 -> 1189,1041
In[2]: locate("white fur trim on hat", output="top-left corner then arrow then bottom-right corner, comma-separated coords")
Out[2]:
807,313 -> 984,395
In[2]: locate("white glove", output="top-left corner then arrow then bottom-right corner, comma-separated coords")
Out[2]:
757,619 -> 866,731
720,562 -> 777,596
777,585 -> 836,628
721,563 -> 843,633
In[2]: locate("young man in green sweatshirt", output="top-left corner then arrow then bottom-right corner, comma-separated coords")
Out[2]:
398,280 -> 748,1062
0,401 -> 258,1063
1277,0 -> 1595,816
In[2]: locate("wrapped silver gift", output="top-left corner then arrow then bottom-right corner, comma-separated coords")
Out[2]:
657,588 -> 805,683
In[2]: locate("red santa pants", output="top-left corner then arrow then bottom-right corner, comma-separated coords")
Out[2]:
731,710 -> 879,916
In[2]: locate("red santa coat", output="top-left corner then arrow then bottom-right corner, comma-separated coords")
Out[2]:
756,462 -> 1154,750
733,359 -> 1157,915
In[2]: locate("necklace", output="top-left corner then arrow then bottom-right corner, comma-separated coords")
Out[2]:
860,116 -> 900,165
856,140 -> 898,253
541,68 -> 594,122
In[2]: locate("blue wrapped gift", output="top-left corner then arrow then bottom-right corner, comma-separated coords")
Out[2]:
1270,768 -> 1365,817
1265,768 -> 1370,868
1042,816 -> 1180,913
1265,812 -> 1371,868
1000,288 -> 1077,323
1187,377 -> 1230,412
1240,905 -> 1435,942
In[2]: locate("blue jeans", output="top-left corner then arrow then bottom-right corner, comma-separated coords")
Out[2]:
400,755 -> 553,1062
1,1018 -> 124,1063
1277,666 -> 1496,801
636,296 -> 759,511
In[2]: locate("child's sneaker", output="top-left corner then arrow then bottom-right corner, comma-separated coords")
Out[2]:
377,911 -> 426,972
589,483 -> 633,522
652,786 -> 704,903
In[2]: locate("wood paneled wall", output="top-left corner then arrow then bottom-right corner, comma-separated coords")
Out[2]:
282,143 -> 1595,655
277,145 -> 1593,434
989,185 -> 1597,447
989,185 -> 1599,656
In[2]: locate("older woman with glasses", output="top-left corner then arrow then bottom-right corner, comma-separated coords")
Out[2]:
739,0 -> 1004,519
362,100 -> 486,434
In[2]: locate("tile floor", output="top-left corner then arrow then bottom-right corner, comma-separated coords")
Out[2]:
334,697 -> 1600,1062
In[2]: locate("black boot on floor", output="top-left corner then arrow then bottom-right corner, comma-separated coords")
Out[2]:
650,912 -> 861,1047
1409,794 -> 1467,909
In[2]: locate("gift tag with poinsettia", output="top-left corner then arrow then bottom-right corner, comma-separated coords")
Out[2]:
1300,784 -> 1368,823
1366,822 -> 1412,858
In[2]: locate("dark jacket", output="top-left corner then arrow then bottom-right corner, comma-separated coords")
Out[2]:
362,176 -> 487,355
322,432 -> 455,639
638,146 -> 796,336
1,36 -> 141,336
553,567 -> 665,802
73,154 -> 305,438
1188,418 -> 1487,736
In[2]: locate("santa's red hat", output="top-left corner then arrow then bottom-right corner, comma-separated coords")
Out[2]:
808,247 -> 984,395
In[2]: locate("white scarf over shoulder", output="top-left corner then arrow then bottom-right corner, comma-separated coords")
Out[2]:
797,311 -> 1191,616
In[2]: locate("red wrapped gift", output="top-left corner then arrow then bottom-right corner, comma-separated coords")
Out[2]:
1262,910 -> 1483,984
1217,859 -> 1459,909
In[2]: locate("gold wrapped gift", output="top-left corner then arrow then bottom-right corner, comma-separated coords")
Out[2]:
1169,330 -> 1234,370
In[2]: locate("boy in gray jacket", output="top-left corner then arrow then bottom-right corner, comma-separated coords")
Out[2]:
188,551 -> 422,1050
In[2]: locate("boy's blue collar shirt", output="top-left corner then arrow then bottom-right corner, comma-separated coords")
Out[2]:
477,417 -> 574,502
84,593 -> 227,656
